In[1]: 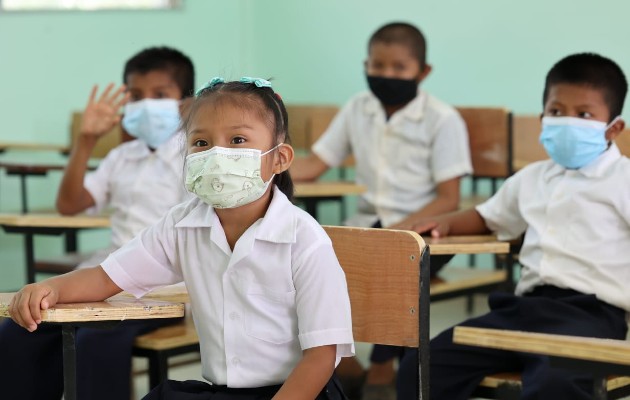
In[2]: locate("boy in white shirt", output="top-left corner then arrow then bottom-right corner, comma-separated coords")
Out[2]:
0,46 -> 194,400
292,22 -> 472,399
397,52 -> 630,400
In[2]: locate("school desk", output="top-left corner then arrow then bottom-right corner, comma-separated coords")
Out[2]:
0,292 -> 184,400
0,213 -> 110,284
453,326 -> 630,399
0,142 -> 69,154
294,181 -> 366,220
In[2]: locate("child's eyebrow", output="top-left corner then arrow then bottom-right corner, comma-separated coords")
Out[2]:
227,124 -> 255,130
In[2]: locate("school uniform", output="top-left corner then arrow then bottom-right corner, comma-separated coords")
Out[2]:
398,144 -> 630,400
313,90 -> 472,364
0,134 -> 188,400
101,186 -> 355,399
312,90 -> 472,229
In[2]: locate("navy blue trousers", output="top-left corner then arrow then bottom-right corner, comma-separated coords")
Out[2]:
396,285 -> 628,400
0,316 -> 180,400
142,375 -> 348,399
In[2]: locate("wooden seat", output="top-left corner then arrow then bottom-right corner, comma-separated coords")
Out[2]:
475,372 -> 630,399
33,252 -> 92,274
129,227 -> 431,397
430,267 -> 507,301
454,326 -> 630,400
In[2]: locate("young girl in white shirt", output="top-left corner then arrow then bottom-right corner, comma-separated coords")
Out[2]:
9,77 -> 355,400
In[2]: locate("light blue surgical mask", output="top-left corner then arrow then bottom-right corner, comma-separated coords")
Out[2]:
539,116 -> 619,169
122,99 -> 181,149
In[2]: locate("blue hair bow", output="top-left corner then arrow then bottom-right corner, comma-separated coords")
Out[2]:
195,77 -> 225,97
240,77 -> 272,88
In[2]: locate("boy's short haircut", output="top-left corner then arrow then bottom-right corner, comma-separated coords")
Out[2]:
543,53 -> 628,120
123,46 -> 195,98
368,22 -> 427,68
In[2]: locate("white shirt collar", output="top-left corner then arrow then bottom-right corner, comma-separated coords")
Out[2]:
543,142 -> 622,182
175,185 -> 297,244
363,90 -> 426,121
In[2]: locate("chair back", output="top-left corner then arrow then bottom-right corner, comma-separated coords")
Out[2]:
323,225 -> 430,398
457,107 -> 513,179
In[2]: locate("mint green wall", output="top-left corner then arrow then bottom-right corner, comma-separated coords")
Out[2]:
1,0 -> 629,288
250,0 -> 630,115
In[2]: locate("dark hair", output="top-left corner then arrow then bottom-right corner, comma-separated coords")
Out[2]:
185,80 -> 294,200
368,22 -> 427,68
543,53 -> 628,121
123,46 -> 195,98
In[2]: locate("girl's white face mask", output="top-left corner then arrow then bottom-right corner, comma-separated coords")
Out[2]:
185,144 -> 280,209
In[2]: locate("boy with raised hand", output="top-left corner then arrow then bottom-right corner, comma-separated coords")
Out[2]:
0,46 -> 195,400
397,52 -> 630,400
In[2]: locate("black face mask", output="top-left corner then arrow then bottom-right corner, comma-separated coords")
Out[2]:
366,75 -> 418,106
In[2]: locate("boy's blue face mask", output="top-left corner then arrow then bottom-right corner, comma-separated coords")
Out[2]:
539,116 -> 619,169
122,99 -> 181,149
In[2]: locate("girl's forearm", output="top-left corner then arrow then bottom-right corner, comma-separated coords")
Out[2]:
51,266 -> 122,303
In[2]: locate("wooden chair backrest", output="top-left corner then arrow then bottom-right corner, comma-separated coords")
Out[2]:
617,129 -> 630,157
512,115 -> 547,169
70,112 -> 123,159
323,226 -> 428,347
285,105 -> 339,150
457,107 -> 513,179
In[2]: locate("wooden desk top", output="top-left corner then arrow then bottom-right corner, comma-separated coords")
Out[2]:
294,181 -> 366,197
0,293 -> 184,323
0,213 -> 111,229
453,326 -> 630,366
425,235 -> 509,255
0,142 -> 69,153
111,284 -> 191,304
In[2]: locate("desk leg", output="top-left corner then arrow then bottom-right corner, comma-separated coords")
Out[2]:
62,325 -> 78,400
19,174 -> 28,213
24,233 -> 35,284
303,199 -> 318,219
593,375 -> 606,400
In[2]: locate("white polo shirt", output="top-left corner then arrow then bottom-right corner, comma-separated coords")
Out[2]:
476,143 -> 630,311
84,133 -> 189,249
313,90 -> 472,227
101,186 -> 355,388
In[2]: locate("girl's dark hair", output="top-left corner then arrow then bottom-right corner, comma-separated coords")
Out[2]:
184,80 -> 294,200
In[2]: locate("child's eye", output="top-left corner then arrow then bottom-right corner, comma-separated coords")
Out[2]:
231,137 -> 246,145
578,111 -> 593,118
547,109 -> 562,116
156,92 -> 167,99
193,139 -> 208,147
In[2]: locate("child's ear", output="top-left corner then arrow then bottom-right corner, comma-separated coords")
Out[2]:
417,64 -> 432,83
273,144 -> 294,174
606,118 -> 625,141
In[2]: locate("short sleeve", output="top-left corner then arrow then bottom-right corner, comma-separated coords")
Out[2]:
311,103 -> 353,168
431,111 -> 473,183
475,172 -> 528,240
101,210 -> 183,297
292,241 -> 354,357
83,148 -> 119,214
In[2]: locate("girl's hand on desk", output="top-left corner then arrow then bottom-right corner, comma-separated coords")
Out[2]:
8,283 -> 59,332
80,83 -> 129,140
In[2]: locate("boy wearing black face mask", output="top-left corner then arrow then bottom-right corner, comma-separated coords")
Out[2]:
292,22 -> 472,399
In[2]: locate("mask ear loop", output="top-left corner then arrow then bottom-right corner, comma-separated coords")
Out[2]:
606,115 -> 622,130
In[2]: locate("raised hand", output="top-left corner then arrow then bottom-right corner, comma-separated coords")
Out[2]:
79,83 -> 130,139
